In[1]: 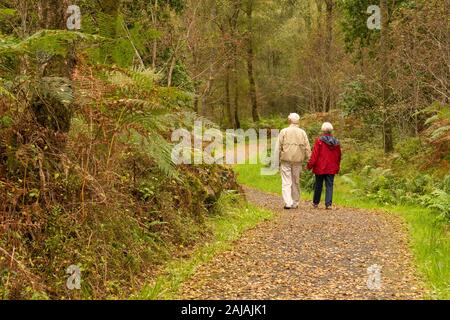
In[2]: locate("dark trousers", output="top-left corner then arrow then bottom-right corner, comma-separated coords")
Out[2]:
313,174 -> 335,207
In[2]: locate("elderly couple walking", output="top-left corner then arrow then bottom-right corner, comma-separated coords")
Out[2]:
278,113 -> 342,210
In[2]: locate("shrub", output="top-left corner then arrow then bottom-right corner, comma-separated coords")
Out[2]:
300,169 -> 315,193
440,175 -> 450,194
420,189 -> 450,220
396,137 -> 424,160
342,164 -> 450,219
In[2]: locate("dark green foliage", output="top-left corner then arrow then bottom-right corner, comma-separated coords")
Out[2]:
338,0 -> 407,53
300,169 -> 315,193
338,76 -> 380,126
341,134 -> 450,219
164,0 -> 186,14
338,0 -> 380,52
167,60 -> 195,92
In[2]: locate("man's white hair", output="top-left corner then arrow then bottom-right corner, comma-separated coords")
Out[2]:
288,113 -> 300,124
321,122 -> 334,132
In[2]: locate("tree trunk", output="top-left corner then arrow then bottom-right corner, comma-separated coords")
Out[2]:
167,55 -> 176,87
246,0 -> 260,123
380,0 -> 394,153
39,0 -> 74,78
151,0 -> 158,69
201,66 -> 214,116
234,84 -> 240,129
39,0 -> 68,30
34,1 -> 122,133
225,3 -> 241,129
232,29 -> 240,129
33,0 -> 74,134
234,61 -> 241,129
324,0 -> 333,113
194,93 -> 200,113
225,65 -> 234,128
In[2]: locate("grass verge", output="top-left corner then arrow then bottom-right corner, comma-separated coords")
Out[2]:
234,162 -> 449,300
134,196 -> 273,300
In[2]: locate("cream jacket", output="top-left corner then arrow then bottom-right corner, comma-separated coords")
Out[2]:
278,125 -> 312,163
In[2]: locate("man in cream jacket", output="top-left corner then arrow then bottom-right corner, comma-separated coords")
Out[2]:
278,113 -> 312,209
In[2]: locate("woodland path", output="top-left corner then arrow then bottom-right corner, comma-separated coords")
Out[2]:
177,186 -> 424,300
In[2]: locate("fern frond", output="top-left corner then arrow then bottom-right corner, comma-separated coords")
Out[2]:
0,78 -> 15,100
430,126 -> 450,141
107,71 -> 135,88
0,35 -> 22,56
128,129 -> 177,178
145,133 -> 177,178
1,30 -> 103,59
128,66 -> 157,92
425,115 -> 439,126
0,8 -> 17,19
107,98 -> 165,112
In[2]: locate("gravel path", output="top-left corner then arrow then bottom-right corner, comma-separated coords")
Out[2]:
177,187 -> 424,300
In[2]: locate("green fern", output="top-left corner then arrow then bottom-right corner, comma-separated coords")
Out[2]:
127,128 -> 177,178
0,8 -> 17,19
0,78 -> 15,100
431,126 -> 450,141
0,34 -> 21,57
420,189 -> 450,219
1,30 -> 102,60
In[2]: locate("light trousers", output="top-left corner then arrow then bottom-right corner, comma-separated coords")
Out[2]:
280,161 -> 302,207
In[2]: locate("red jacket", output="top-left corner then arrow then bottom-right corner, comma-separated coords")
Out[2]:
307,134 -> 342,175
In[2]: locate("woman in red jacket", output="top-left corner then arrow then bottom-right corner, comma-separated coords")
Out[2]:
307,122 -> 342,210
